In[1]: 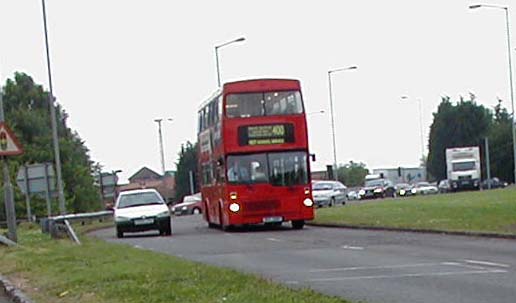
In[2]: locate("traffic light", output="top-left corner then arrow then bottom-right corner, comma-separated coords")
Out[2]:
326,165 -> 334,180
398,167 -> 402,177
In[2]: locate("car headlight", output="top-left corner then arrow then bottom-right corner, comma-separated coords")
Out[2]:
303,198 -> 314,207
374,188 -> 383,193
181,206 -> 188,210
157,210 -> 170,218
411,188 -> 417,194
359,190 -> 365,195
400,189 -> 406,195
229,203 -> 240,213
115,216 -> 131,222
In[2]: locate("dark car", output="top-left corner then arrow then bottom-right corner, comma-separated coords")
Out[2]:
359,178 -> 396,200
481,177 -> 508,190
395,183 -> 415,197
171,193 -> 202,216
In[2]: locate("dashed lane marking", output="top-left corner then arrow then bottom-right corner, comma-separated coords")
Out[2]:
464,259 -> 511,269
341,245 -> 364,250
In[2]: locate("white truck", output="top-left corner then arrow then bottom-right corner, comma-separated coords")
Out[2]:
445,146 -> 481,191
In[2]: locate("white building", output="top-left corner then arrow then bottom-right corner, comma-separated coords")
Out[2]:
372,167 -> 426,185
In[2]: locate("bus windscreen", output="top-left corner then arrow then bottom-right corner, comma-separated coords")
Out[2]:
226,91 -> 303,118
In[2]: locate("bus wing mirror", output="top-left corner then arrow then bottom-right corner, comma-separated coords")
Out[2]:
310,154 -> 316,162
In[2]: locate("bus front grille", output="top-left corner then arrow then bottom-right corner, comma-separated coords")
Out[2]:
243,200 -> 280,212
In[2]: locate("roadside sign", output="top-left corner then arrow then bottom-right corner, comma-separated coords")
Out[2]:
0,122 -> 23,156
16,163 -> 56,195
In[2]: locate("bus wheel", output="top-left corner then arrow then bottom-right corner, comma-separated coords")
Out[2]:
292,220 -> 305,230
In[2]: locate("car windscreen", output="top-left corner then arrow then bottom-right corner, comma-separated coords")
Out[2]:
313,183 -> 333,190
226,91 -> 304,118
452,161 -> 476,172
117,192 -> 163,209
365,180 -> 384,187
227,151 -> 308,186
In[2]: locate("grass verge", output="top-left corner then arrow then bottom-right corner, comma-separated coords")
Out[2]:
0,223 -> 349,303
313,187 -> 516,235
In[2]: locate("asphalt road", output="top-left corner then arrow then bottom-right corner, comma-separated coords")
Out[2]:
93,216 -> 516,303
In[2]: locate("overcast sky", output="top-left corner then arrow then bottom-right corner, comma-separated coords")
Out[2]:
0,0 -> 514,183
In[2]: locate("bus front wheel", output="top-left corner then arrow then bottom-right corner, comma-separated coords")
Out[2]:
292,220 -> 305,230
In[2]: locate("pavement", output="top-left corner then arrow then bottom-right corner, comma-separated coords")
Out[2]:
0,290 -> 11,303
93,215 -> 516,303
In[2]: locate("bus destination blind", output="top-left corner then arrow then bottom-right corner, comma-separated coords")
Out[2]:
238,124 -> 295,146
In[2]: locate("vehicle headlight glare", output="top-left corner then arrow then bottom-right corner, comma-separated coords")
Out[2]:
115,216 -> 130,222
374,188 -> 383,193
303,198 -> 314,207
157,210 -> 170,218
229,203 -> 240,213
181,206 -> 188,210
411,188 -> 417,194
400,189 -> 406,195
359,190 -> 365,195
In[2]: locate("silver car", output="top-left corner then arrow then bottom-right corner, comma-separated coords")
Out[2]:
312,181 -> 347,207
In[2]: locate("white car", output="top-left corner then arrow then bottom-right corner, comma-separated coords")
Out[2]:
312,180 -> 347,207
114,189 -> 171,238
413,182 -> 439,195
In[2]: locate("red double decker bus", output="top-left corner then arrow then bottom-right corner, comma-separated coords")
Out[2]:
197,78 -> 314,230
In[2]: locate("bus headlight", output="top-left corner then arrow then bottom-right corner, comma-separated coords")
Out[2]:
303,198 -> 314,207
229,203 -> 240,213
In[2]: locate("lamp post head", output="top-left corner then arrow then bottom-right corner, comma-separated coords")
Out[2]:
469,4 -> 482,9
154,118 -> 162,123
235,37 -> 246,42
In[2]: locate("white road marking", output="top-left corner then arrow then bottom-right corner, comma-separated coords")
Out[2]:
464,259 -> 511,268
310,262 -> 443,273
266,237 -> 282,242
308,269 -> 507,282
341,245 -> 364,250
285,281 -> 300,285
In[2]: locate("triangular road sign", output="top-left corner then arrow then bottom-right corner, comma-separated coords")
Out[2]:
0,122 -> 23,156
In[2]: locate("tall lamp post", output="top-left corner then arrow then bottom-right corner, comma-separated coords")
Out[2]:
327,66 -> 358,180
215,37 -> 246,87
41,0 -> 66,214
470,4 -> 516,183
154,118 -> 173,175
401,96 -> 425,164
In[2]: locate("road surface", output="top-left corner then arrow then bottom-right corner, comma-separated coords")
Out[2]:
93,215 -> 516,303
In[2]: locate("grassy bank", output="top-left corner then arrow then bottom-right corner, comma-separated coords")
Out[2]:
313,187 -> 516,235
0,224 -> 349,303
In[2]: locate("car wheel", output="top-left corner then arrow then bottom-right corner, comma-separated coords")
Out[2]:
163,223 -> 172,236
116,228 -> 123,238
193,207 -> 201,215
292,220 -> 305,230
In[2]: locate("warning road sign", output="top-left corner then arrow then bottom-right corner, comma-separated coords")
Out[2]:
0,122 -> 23,156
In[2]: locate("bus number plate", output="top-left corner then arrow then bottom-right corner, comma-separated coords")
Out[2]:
263,216 -> 282,223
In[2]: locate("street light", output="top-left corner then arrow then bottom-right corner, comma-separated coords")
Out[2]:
215,37 -> 246,87
154,118 -> 173,175
327,66 -> 357,180
470,4 -> 516,183
401,96 -> 425,164
41,0 -> 66,215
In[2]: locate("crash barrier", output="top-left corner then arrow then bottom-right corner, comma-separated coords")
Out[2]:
41,210 -> 113,244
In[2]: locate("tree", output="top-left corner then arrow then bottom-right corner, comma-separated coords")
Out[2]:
427,95 -> 492,181
0,72 -> 99,220
487,99 -> 514,183
336,161 -> 369,187
175,141 -> 199,201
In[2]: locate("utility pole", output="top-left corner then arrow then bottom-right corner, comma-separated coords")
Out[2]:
485,137 -> 492,189
0,87 -> 17,242
41,0 -> 66,214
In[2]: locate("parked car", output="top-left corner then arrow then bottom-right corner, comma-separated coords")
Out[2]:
395,183 -> 414,197
481,177 -> 508,190
171,193 -> 203,216
438,179 -> 451,193
312,180 -> 347,207
359,177 -> 396,200
413,182 -> 439,195
346,190 -> 360,200
114,188 -> 171,238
